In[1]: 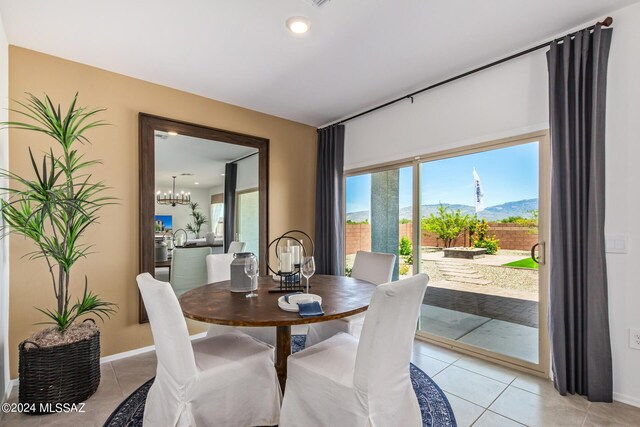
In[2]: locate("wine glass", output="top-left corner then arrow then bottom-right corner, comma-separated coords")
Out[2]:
301,256 -> 315,294
244,255 -> 259,298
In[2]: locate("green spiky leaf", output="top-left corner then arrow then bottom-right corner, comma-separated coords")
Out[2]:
0,93 -> 118,332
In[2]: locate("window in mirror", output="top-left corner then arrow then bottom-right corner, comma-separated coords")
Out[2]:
210,193 -> 224,246
237,189 -> 260,256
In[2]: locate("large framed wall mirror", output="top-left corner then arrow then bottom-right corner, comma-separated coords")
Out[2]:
139,114 -> 268,323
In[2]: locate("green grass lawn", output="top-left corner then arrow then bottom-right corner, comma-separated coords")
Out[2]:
502,257 -> 539,270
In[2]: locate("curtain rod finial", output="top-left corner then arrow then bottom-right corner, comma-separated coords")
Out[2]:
601,16 -> 613,27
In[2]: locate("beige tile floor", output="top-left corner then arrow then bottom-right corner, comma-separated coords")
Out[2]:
412,340 -> 640,426
2,338 -> 640,426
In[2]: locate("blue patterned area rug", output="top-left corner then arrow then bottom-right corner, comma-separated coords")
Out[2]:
104,335 -> 456,427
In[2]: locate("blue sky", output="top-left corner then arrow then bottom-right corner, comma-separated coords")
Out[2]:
346,142 -> 539,213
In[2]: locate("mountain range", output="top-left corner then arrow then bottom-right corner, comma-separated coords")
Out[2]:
346,198 -> 538,222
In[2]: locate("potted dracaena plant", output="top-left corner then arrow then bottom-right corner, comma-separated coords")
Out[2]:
186,201 -> 207,239
0,93 -> 117,413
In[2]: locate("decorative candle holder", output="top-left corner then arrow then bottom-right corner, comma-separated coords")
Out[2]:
266,230 -> 315,293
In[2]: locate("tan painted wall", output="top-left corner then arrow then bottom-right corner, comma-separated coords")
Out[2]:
7,46 -> 317,378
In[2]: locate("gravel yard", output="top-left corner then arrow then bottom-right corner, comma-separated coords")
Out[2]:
421,260 -> 538,293
347,249 -> 539,295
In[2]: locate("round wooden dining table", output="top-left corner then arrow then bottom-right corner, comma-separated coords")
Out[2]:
179,274 -> 376,390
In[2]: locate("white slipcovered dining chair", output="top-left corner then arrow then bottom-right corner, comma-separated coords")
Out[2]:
205,252 -> 236,285
169,247 -> 212,297
279,273 -> 429,427
204,253 -> 276,346
227,240 -> 246,254
136,273 -> 281,427
305,251 -> 396,347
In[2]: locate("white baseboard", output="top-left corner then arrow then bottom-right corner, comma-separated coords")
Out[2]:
4,378 -> 18,400
8,332 -> 208,387
99,332 -> 207,364
2,380 -> 12,404
99,344 -> 156,364
613,392 -> 640,408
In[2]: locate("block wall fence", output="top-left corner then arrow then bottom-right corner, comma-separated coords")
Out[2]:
345,222 -> 538,255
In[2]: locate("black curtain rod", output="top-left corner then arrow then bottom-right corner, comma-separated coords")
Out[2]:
319,16 -> 613,131
229,151 -> 258,164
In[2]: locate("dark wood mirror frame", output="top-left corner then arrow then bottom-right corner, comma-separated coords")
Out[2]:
138,113 -> 269,323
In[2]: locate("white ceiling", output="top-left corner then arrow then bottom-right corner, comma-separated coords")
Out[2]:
0,0 -> 636,126
155,132 -> 257,190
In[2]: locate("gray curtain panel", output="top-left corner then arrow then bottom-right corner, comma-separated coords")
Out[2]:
314,125 -> 345,275
223,162 -> 238,252
547,24 -> 613,402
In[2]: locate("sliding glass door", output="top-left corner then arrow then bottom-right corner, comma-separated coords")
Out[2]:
345,165 -> 413,279
344,132 -> 550,375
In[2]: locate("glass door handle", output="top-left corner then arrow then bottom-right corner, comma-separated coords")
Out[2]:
531,242 -> 545,265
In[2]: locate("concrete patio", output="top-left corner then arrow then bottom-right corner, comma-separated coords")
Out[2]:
418,303 -> 539,364
418,249 -> 540,364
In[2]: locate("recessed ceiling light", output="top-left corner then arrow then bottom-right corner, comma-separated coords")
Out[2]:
167,131 -> 178,136
221,173 -> 225,177
286,17 -> 310,34
194,182 -> 199,185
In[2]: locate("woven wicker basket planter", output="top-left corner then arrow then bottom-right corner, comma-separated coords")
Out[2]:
18,326 -> 101,415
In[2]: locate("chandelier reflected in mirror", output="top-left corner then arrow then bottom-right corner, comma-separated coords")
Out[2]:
157,176 -> 191,207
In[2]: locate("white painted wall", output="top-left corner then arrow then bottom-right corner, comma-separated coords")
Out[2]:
209,185 -> 223,198
0,9 -> 9,403
155,187 -> 212,238
603,3 -> 640,407
344,53 -> 549,170
236,154 -> 259,191
344,3 -> 640,406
